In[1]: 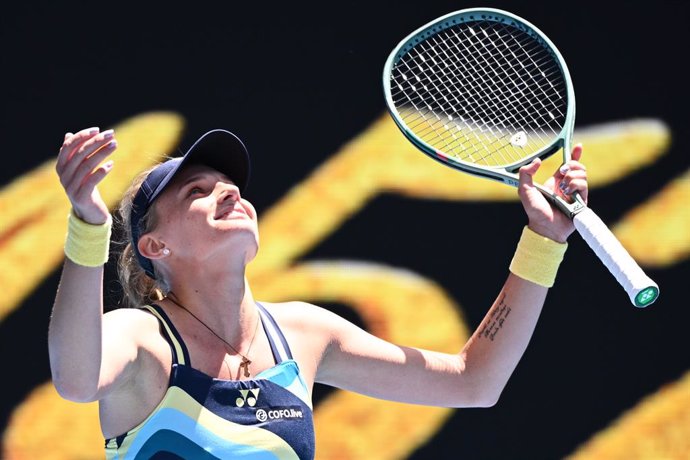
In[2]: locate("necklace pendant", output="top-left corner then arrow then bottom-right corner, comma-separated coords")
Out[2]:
240,357 -> 252,377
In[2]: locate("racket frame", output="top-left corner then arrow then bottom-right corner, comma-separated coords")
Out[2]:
383,7 -> 585,218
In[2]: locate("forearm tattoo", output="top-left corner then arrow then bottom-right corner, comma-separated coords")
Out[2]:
478,293 -> 512,342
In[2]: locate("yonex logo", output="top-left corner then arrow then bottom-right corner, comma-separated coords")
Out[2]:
235,388 -> 260,407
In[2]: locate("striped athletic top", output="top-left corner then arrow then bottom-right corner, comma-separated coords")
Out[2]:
105,303 -> 315,459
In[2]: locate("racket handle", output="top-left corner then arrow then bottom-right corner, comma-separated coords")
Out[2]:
573,208 -> 659,307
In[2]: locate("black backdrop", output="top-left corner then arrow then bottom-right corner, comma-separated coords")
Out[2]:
1,1 -> 689,459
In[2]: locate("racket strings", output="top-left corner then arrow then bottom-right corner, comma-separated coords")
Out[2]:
422,34 -> 517,164
390,19 -> 568,167
399,26 -> 562,163
395,22 -> 564,159
394,51 -> 512,165
451,25 -> 563,158
409,32 -> 562,164
396,48 -> 503,164
458,26 -> 563,132
438,28 -> 550,163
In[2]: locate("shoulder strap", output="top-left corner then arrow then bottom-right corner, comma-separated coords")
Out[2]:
256,302 -> 293,363
141,304 -> 191,366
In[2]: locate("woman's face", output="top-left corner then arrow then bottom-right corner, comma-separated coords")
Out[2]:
147,163 -> 259,267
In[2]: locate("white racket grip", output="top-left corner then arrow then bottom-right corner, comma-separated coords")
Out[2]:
573,208 -> 659,307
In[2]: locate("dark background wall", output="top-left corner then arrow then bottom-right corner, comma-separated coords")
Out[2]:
1,1 -> 688,459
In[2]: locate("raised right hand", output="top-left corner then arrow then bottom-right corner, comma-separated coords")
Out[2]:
56,127 -> 117,225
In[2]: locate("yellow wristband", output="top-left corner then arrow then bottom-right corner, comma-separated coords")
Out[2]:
509,226 -> 568,287
64,210 -> 112,267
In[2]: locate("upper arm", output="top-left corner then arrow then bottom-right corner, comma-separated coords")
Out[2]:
278,273 -> 550,409
306,304 -> 480,408
92,308 -> 158,400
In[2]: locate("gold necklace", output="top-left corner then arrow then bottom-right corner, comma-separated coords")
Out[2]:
166,294 -> 260,378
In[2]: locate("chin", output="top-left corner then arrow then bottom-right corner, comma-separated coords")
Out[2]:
245,248 -> 258,265
243,234 -> 259,260
232,232 -> 259,264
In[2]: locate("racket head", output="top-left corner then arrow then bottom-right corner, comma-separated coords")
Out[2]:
383,8 -> 576,186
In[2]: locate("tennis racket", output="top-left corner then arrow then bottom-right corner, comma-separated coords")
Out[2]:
382,8 -> 659,307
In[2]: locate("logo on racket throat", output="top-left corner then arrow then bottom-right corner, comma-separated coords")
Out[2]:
510,131 -> 528,147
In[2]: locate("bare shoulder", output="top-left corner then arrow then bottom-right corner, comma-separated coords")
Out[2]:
103,306 -> 161,336
258,301 -> 346,334
101,306 -> 172,357
257,301 -> 347,383
103,306 -> 156,322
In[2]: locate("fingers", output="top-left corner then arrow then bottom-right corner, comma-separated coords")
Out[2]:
73,161 -> 114,202
57,129 -> 117,194
557,144 -> 588,202
69,134 -> 117,187
57,128 -> 115,176
57,127 -> 99,171
571,143 -> 583,162
518,158 -> 541,190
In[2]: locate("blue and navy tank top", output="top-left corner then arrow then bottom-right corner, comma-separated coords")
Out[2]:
104,303 -> 315,459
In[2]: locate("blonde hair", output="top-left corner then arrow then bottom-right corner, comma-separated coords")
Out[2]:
115,166 -> 170,307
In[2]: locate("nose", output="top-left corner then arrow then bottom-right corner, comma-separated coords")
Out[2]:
216,183 -> 240,205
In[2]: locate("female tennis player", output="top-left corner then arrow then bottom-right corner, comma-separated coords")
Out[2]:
48,126 -> 587,459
